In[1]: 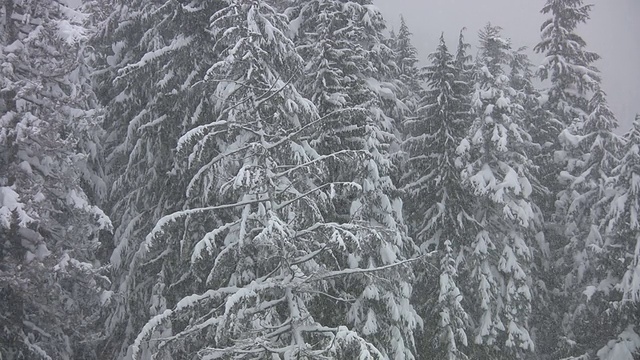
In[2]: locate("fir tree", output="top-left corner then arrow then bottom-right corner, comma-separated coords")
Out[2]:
532,0 -> 601,217
454,29 -> 473,84
286,0 -> 422,357
593,115 -> 640,360
100,0 -> 419,358
401,34 -> 473,359
392,15 -> 422,113
457,24 -> 540,358
0,1 -> 111,358
93,0 -> 226,357
534,0 -> 600,126
532,2 -> 609,355
554,85 -> 624,358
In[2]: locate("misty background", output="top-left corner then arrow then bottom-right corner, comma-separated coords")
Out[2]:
375,0 -> 640,133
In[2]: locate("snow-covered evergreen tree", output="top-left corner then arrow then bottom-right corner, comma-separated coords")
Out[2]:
394,16 -> 419,81
432,240 -> 471,360
454,29 -> 473,85
590,115 -> 640,360
531,2 -> 613,356
553,86 -> 624,358
534,0 -> 600,126
81,0 -> 115,28
456,24 -> 540,358
534,3 -> 626,352
287,0 -> 403,155
0,1 -> 111,358
285,1 -> 421,357
531,0 -> 601,239
392,16 -> 422,114
99,0 -> 419,358
126,2 -> 385,357
403,33 -> 473,253
504,45 -> 561,357
532,0 -> 601,229
93,0 -> 227,357
401,34 -> 473,359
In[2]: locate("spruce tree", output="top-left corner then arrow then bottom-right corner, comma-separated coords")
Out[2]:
0,1 -> 111,358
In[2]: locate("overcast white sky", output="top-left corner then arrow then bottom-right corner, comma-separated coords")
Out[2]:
374,0 -> 640,132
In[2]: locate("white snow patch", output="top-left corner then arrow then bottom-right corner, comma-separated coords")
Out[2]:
0,186 -> 34,228
379,242 -> 397,265
18,161 -> 32,174
456,138 -> 470,155
597,326 -> 640,360
56,19 -> 86,45
583,285 -> 597,301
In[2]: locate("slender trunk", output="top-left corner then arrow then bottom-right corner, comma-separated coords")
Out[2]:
2,0 -> 18,112
1,0 -> 18,185
3,0 -> 18,45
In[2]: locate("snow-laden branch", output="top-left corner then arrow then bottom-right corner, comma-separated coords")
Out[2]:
307,255 -> 425,282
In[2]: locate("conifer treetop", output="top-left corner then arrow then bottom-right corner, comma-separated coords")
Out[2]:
534,0 -> 601,122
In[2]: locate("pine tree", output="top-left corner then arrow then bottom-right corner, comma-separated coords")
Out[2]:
401,34 -> 473,359
0,1 -> 111,358
456,24 -> 540,358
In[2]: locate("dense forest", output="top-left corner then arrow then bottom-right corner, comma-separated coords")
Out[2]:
0,0 -> 639,359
